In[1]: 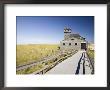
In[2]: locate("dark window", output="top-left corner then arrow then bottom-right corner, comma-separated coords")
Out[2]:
69,43 -> 71,46
75,43 -> 77,45
71,39 -> 74,40
63,43 -> 65,45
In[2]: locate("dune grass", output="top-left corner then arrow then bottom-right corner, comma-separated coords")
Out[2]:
16,44 -> 59,66
87,49 -> 94,60
16,64 -> 44,74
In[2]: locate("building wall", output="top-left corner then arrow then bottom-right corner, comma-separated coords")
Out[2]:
60,38 -> 87,50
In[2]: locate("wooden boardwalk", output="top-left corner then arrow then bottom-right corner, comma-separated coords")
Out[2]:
46,50 -> 93,74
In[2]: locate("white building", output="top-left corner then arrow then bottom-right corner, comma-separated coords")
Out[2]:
60,27 -> 87,50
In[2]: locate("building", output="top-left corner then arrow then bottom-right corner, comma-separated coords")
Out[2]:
60,27 -> 87,50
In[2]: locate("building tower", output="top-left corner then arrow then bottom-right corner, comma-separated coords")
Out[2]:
64,27 -> 71,40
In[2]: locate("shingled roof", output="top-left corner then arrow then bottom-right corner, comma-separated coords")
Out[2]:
66,33 -> 85,40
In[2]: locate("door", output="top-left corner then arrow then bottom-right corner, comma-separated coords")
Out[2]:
81,43 -> 86,50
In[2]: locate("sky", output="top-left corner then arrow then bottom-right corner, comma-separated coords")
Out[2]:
16,16 -> 94,44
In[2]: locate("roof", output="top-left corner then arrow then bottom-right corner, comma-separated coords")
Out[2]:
66,33 -> 85,40
63,28 -> 86,41
69,34 -> 81,38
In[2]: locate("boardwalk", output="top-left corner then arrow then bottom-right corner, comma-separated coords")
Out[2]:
46,50 -> 93,74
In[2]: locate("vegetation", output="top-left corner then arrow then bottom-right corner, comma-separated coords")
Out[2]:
16,64 -> 44,74
16,44 -> 78,74
16,44 -> 59,66
87,48 -> 95,74
87,49 -> 94,60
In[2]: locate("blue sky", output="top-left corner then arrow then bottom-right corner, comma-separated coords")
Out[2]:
16,16 -> 94,44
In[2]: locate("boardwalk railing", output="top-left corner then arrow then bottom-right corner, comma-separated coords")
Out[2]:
75,51 -> 94,74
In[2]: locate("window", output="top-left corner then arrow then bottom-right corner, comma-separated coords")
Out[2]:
75,43 -> 77,45
63,43 -> 65,45
69,43 -> 71,46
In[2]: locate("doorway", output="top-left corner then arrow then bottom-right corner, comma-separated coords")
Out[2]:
81,43 -> 86,50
